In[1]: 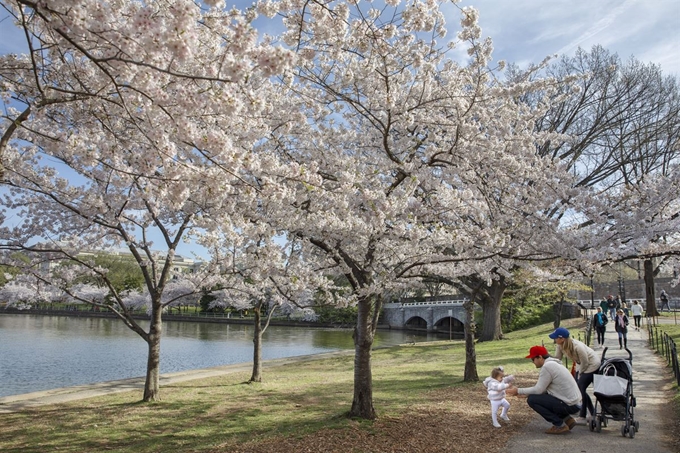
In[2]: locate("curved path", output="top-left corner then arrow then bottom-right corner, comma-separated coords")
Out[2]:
505,319 -> 678,453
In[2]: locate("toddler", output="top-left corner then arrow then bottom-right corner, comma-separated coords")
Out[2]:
482,366 -> 515,428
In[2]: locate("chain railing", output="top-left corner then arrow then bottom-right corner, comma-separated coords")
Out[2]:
646,323 -> 680,387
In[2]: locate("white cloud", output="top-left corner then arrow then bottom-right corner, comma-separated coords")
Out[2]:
462,0 -> 680,76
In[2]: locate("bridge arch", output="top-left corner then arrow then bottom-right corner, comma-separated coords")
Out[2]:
404,316 -> 428,329
433,316 -> 464,338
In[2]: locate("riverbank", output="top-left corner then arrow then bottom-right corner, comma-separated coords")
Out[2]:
0,318 -> 678,453
0,307 -> 360,329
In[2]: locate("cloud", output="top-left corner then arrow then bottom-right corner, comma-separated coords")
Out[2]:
554,0 -> 636,56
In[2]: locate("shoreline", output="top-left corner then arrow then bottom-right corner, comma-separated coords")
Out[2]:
0,308 -> 357,329
0,349 -> 357,413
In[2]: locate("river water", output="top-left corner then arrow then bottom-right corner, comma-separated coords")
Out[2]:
0,314 -> 436,398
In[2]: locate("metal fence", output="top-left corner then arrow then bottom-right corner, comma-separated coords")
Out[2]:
646,324 -> 680,387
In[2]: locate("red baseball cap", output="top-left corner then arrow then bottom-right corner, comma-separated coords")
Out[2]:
525,345 -> 548,359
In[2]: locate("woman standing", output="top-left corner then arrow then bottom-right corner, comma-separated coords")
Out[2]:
630,300 -> 643,330
614,308 -> 629,349
549,326 -> 599,424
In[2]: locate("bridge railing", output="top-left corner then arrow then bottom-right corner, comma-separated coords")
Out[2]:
398,299 -> 468,307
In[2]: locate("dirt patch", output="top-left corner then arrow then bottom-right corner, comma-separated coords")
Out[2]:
212,374 -> 538,453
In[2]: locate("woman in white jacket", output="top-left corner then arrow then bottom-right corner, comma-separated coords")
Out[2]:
549,327 -> 599,425
483,366 -> 515,428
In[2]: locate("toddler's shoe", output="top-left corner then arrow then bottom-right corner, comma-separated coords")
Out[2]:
493,422 -> 502,428
500,415 -> 510,422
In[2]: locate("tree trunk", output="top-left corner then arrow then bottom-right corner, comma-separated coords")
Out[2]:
142,303 -> 162,401
553,295 -> 564,328
463,298 -> 478,382
349,295 -> 377,420
643,259 -> 660,319
478,277 -> 506,342
250,305 -> 263,383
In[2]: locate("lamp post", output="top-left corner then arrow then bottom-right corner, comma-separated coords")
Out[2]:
590,275 -> 595,309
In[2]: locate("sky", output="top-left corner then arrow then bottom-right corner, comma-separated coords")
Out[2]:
464,0 -> 680,77
1,1 -> 678,76
0,0 -> 678,259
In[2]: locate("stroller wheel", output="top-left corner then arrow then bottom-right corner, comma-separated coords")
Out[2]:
621,425 -> 627,437
589,419 -> 595,432
629,425 -> 636,438
634,421 -> 640,432
632,396 -> 636,407
596,417 -> 602,433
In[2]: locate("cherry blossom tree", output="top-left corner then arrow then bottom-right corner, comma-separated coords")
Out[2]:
527,47 -> 680,316
452,46 -> 680,339
0,0 -> 293,401
256,0 -> 571,419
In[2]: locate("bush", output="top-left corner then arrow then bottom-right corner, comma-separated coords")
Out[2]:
502,301 -> 555,332
313,305 -> 358,325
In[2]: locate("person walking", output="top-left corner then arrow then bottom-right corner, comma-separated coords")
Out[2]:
630,300 -> 643,330
549,327 -> 599,425
506,346 -> 582,435
483,366 -> 515,428
593,307 -> 608,346
614,308 -> 629,349
599,297 -> 609,315
606,295 -> 617,321
660,290 -> 670,312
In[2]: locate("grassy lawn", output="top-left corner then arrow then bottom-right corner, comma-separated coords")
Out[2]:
0,318 -> 644,453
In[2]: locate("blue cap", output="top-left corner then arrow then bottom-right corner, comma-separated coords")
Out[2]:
548,327 -> 570,339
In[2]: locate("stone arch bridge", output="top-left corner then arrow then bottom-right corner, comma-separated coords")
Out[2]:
382,299 -> 473,337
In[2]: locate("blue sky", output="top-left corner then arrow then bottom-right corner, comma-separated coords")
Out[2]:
1,0 -> 678,75
466,0 -> 680,77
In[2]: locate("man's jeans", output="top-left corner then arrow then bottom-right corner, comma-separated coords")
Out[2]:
527,393 -> 581,427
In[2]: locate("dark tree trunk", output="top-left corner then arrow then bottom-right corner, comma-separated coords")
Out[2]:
143,302 -> 163,401
553,295 -> 565,328
349,295 -> 377,420
643,259 -> 660,319
250,304 -> 263,382
463,298 -> 478,382
478,277 -> 507,342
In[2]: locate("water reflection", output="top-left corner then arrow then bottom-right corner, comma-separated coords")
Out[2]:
0,314 -> 439,398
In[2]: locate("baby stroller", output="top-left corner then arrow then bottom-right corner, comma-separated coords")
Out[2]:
589,347 -> 639,438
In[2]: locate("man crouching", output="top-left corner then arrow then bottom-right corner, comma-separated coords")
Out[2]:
506,345 -> 582,434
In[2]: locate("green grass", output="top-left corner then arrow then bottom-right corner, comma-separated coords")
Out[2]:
0,319 -> 585,453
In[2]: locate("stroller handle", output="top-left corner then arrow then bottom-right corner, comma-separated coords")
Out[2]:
600,347 -> 633,364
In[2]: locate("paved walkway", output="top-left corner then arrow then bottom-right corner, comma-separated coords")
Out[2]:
505,318 -> 678,453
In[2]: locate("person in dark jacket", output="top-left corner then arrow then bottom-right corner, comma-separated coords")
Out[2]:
614,308 -> 629,349
593,307 -> 608,347
660,290 -> 670,312
606,295 -> 617,321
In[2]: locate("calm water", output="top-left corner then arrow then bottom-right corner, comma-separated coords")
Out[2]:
0,314 -> 436,397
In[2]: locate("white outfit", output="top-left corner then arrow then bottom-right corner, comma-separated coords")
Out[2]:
631,304 -> 643,316
483,374 -> 515,427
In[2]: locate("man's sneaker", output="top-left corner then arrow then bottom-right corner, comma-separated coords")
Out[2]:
574,417 -> 588,425
545,424 -> 570,434
564,416 -> 576,430
500,415 -> 510,422
493,422 -> 502,428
